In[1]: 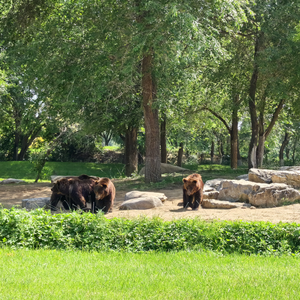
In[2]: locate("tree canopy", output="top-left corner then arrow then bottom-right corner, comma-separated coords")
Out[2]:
1,0 -> 300,180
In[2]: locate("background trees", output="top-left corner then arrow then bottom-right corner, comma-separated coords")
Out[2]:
1,0 -> 300,179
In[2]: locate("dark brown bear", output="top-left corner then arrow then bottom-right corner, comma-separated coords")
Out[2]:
182,173 -> 204,210
50,175 -> 98,212
93,177 -> 115,214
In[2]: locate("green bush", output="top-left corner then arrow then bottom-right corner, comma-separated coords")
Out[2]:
1,208 -> 300,254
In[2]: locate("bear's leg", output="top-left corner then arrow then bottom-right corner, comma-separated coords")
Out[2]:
60,195 -> 72,210
96,196 -> 112,214
95,200 -> 105,213
50,193 -> 61,211
71,194 -> 87,210
192,192 -> 202,210
183,190 -> 190,209
89,192 -> 96,213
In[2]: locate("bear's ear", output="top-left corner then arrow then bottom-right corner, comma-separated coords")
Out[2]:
183,178 -> 187,183
102,184 -> 107,188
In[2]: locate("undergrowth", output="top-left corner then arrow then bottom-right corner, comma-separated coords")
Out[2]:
1,208 -> 300,255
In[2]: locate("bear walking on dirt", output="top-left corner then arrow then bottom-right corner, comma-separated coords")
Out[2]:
182,173 -> 204,210
93,177 -> 115,214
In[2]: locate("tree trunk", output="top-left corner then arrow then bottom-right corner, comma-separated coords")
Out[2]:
279,132 -> 290,167
177,142 -> 183,167
286,148 -> 290,160
237,139 -> 242,166
248,34 -> 263,169
13,125 -> 20,161
18,126 -> 42,161
125,127 -> 138,177
142,52 -> 161,183
210,140 -> 214,164
218,138 -> 223,164
101,131 -> 112,146
257,104 -> 265,168
34,130 -> 66,183
160,114 -> 167,163
257,98 -> 285,168
230,95 -> 239,169
13,133 -> 20,161
292,135 -> 298,165
248,66 -> 259,169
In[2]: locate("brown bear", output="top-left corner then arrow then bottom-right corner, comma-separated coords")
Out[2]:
50,175 -> 99,212
182,173 -> 204,210
93,177 -> 115,214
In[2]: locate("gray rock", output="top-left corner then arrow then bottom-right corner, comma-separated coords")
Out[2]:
218,180 -> 263,202
125,191 -> 167,202
248,187 -> 300,208
217,179 -> 300,208
0,178 -> 26,184
279,166 -> 300,171
139,163 -> 190,176
204,179 -> 226,191
203,190 -> 219,200
22,197 -> 51,210
249,168 -> 300,188
202,199 -> 251,209
248,168 -> 273,184
236,174 -> 249,180
119,197 -> 163,210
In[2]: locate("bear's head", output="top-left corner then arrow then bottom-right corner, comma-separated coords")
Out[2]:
51,178 -> 71,195
93,178 -> 111,201
183,174 -> 203,196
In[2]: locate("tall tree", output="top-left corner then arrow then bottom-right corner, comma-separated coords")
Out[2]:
245,0 -> 300,168
2,0 -> 248,181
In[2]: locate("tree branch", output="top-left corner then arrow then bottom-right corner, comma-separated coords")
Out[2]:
264,99 -> 285,139
199,107 -> 232,133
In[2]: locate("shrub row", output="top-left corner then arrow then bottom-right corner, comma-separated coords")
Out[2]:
1,208 -> 300,254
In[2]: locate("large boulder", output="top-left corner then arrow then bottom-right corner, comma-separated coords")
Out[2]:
0,178 -> 26,184
22,197 -> 51,210
279,166 -> 300,171
204,179 -> 226,191
139,163 -> 190,176
203,190 -> 219,200
248,169 -> 273,184
249,168 -> 300,188
248,187 -> 300,208
218,179 -> 300,208
125,191 -> 167,202
119,197 -> 163,210
236,174 -> 249,180
202,199 -> 251,209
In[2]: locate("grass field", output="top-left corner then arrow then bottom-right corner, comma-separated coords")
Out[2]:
0,249 -> 299,299
0,161 -> 126,182
0,161 -> 248,188
0,162 -> 298,299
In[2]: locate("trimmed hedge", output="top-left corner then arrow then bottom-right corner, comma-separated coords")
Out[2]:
1,208 -> 300,254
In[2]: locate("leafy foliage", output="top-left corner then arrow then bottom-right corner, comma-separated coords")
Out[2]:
1,208 -> 300,255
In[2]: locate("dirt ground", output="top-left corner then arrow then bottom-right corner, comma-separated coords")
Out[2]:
1,182 -> 300,223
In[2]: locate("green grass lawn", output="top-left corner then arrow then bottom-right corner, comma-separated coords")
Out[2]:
0,161 -> 248,191
0,249 -> 299,299
0,161 -> 126,182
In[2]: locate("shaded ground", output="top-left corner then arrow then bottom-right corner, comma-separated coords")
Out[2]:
1,182 -> 300,223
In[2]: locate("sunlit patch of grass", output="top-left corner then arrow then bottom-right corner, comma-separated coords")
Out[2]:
0,161 -> 126,182
0,162 -> 247,190
0,249 -> 299,299
103,145 -> 122,151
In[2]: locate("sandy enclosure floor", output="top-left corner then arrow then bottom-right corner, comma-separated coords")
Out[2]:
0,183 -> 300,223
